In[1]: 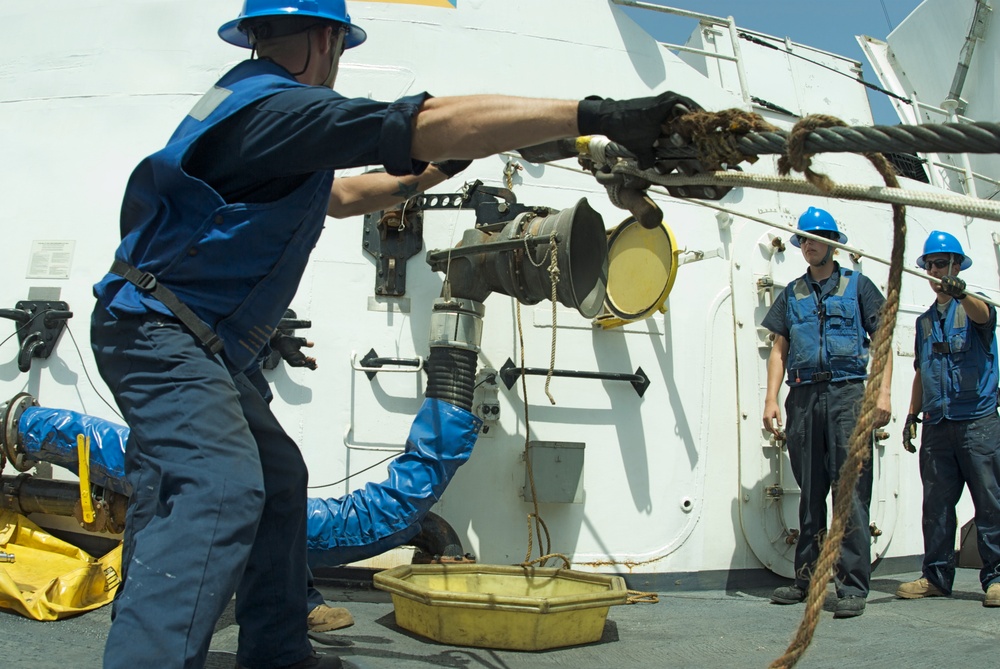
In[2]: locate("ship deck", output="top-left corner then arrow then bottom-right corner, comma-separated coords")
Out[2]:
3,564 -> 997,669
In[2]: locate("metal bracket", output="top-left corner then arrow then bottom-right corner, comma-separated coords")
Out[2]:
362,205 -> 425,297
498,358 -> 650,397
0,301 -> 73,372
473,367 -> 500,429
414,180 -> 540,227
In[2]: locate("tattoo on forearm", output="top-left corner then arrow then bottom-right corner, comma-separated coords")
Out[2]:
392,181 -> 420,199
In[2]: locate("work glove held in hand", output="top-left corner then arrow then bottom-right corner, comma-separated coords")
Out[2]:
939,274 -> 967,299
432,159 -> 473,178
902,413 -> 921,453
577,91 -> 701,168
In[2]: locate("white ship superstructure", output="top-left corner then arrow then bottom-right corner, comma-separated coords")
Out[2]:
1,0 -> 997,588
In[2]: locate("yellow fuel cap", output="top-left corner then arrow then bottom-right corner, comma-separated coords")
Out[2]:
596,216 -> 679,327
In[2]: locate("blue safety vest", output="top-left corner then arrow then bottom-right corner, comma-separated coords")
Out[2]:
916,299 -> 999,423
784,269 -> 869,386
93,60 -> 334,371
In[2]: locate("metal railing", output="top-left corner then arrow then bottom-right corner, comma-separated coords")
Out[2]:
612,0 -> 750,104
614,0 -> 997,202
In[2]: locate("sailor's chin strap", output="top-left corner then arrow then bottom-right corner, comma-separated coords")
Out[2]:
253,32 -> 337,87
320,47 -> 337,88
250,33 -> 313,78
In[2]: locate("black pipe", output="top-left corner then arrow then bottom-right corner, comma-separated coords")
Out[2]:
1,474 -> 79,517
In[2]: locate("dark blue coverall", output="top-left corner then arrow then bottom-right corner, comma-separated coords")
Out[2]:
91,58 -> 429,669
763,264 -> 886,598
914,298 -> 1000,594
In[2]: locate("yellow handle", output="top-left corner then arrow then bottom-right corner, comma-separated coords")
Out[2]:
77,434 -> 95,524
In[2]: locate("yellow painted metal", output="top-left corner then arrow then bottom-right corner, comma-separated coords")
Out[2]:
0,510 -> 121,620
373,563 -> 627,651
77,434 -> 95,524
596,215 -> 680,328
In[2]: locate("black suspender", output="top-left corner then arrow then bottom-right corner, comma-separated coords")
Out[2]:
109,260 -> 224,354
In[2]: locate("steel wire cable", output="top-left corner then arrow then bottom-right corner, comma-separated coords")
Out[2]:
654,122 -> 1000,160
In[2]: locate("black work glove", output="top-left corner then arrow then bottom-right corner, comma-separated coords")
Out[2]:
271,332 -> 317,370
939,274 -> 967,299
432,159 -> 473,178
577,91 -> 702,168
902,413 -> 921,453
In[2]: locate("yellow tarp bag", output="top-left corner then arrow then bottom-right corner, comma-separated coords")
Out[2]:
0,509 -> 122,620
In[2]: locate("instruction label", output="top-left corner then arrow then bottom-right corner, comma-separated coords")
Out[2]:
27,240 -> 76,279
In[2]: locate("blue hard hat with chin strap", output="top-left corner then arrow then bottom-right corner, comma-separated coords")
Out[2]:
790,206 -> 847,247
916,230 -> 972,269
219,0 -> 367,49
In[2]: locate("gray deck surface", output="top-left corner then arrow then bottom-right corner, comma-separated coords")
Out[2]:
2,567 -> 998,669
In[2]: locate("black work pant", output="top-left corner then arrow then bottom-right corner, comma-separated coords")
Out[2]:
920,412 -> 1000,593
785,379 -> 873,597
92,305 -> 311,669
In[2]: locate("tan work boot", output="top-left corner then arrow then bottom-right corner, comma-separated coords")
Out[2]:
985,582 -> 1000,608
307,604 -> 355,632
896,577 -> 946,599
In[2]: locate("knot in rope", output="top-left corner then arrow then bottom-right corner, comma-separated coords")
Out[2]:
776,114 -> 853,193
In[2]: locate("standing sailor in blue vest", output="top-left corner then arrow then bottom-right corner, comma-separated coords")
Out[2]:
895,231 -> 1000,608
762,206 -> 893,619
88,1 -> 701,667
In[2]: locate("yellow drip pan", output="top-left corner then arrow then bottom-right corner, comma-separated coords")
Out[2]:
373,563 -> 627,651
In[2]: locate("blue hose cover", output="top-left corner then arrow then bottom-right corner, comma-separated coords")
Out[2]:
306,397 -> 481,567
16,398 -> 481,565
19,407 -> 131,496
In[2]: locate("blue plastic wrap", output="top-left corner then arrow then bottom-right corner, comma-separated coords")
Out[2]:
19,407 -> 131,496
306,397 -> 481,567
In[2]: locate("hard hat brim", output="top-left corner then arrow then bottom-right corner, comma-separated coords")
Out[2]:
218,15 -> 367,49
916,254 -> 972,270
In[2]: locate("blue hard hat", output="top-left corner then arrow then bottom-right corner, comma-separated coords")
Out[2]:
916,230 -> 972,269
219,0 -> 367,49
790,207 -> 847,247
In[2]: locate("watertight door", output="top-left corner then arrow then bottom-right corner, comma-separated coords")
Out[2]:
731,224 -> 900,578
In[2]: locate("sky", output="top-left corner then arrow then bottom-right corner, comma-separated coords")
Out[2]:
620,0 -> 926,124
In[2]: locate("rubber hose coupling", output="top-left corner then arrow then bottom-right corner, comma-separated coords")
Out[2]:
425,298 -> 484,411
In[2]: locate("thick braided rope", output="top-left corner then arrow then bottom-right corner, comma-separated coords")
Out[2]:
615,169 -> 1000,223
769,117 -> 907,669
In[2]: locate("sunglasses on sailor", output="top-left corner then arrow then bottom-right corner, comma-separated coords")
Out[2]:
796,232 -> 837,245
925,259 -> 957,270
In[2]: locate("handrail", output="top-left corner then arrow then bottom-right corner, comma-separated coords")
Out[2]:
498,358 -> 651,398
351,349 -> 424,381
343,423 -> 405,453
